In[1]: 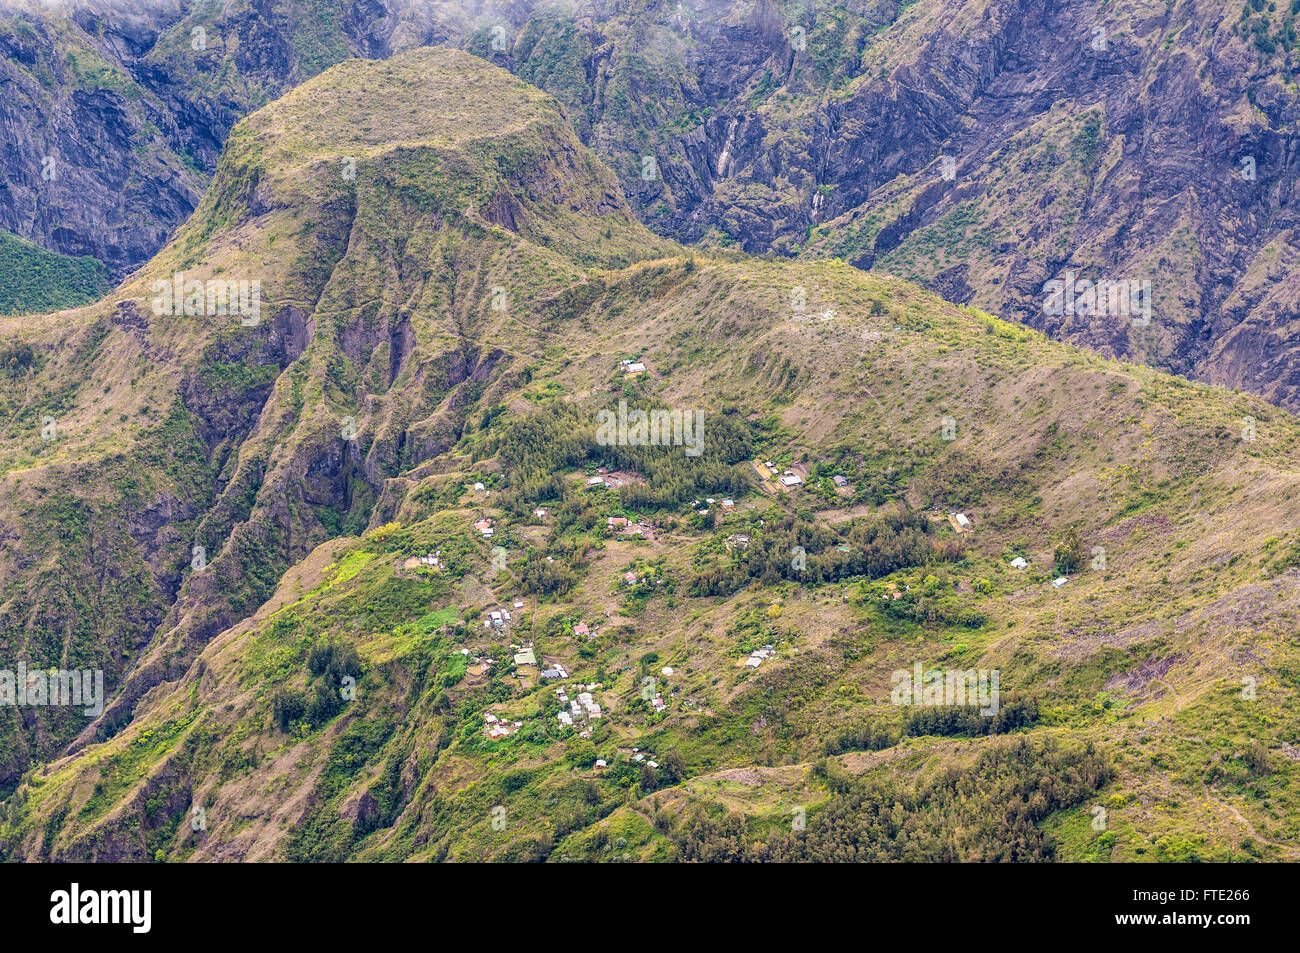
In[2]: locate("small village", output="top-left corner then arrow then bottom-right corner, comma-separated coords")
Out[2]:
432,431 -> 1084,776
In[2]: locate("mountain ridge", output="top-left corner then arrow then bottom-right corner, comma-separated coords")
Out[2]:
2,47 -> 1298,862
6,1 -> 1300,413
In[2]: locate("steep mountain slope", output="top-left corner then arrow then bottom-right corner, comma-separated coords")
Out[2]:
797,0 -> 1300,412
0,0 -> 530,276
0,1 -> 206,273
0,229 -> 107,315
6,0 -> 1300,418
0,44 -> 671,791
2,48 -> 1298,863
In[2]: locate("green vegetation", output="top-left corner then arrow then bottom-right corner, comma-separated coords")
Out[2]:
2,46 -> 1298,866
0,231 -> 108,315
674,737 -> 1112,861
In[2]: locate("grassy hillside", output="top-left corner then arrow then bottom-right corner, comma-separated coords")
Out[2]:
0,45 -> 674,793
0,230 -> 108,316
1,47 -> 1298,863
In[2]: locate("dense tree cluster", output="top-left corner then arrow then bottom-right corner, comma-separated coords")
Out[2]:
903,694 -> 1039,737
270,640 -> 363,733
822,721 -> 900,756
484,401 -> 753,515
673,737 -> 1112,862
308,641 -> 362,682
821,696 -> 1037,757
604,408 -> 753,511
0,343 -> 43,378
689,507 -> 955,595
519,549 -> 579,595
487,403 -> 593,513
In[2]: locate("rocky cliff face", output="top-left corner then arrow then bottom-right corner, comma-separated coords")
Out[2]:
3,0 -> 1300,408
0,43 -> 672,789
0,8 -> 203,274
2,42 -> 1299,865
793,0 -> 1300,411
